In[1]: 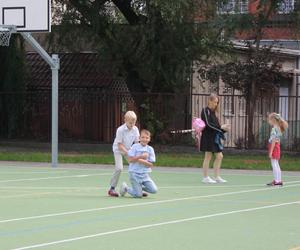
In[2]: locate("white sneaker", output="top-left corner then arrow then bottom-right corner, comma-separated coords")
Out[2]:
120,182 -> 128,196
215,176 -> 227,183
202,176 -> 217,184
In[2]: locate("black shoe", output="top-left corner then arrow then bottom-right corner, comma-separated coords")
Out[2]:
266,180 -> 276,186
266,180 -> 283,186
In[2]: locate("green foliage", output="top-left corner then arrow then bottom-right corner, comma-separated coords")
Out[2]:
196,0 -> 298,148
50,0 -> 231,135
198,45 -> 287,96
197,0 -> 297,96
139,100 -> 164,139
0,151 -> 299,170
51,0 -> 229,93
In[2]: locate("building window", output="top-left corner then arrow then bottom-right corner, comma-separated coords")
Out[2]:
240,0 -> 249,13
218,0 -> 249,14
278,0 -> 294,14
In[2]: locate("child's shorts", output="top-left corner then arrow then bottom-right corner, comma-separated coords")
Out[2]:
268,143 -> 280,160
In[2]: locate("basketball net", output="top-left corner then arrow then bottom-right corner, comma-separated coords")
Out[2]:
0,26 -> 16,46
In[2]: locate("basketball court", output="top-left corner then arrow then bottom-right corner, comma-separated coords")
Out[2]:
0,162 -> 299,250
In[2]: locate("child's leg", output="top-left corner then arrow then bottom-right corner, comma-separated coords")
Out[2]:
142,177 -> 158,194
127,172 -> 143,198
275,160 -> 282,182
202,152 -> 212,177
110,152 -> 123,189
271,159 -> 280,182
213,152 -> 223,177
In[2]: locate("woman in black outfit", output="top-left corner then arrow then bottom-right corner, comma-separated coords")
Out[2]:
200,94 -> 230,184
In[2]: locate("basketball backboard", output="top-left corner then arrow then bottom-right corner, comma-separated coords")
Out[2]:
0,0 -> 51,32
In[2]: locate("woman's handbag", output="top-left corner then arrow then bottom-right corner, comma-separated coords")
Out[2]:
214,131 -> 226,151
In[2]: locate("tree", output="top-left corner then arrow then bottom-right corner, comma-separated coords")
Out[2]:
0,36 -> 26,138
198,0 -> 298,148
50,0 -> 230,139
51,0 -> 228,94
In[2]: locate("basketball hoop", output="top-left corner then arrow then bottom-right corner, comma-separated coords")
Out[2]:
0,26 -> 16,46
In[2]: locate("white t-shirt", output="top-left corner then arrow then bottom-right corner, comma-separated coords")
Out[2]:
112,124 -> 140,154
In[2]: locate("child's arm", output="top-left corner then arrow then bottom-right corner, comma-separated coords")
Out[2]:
114,127 -> 129,155
137,158 -> 153,167
269,139 -> 276,159
134,129 -> 140,144
128,153 -> 148,163
118,143 -> 128,156
137,147 -> 155,168
127,145 -> 148,162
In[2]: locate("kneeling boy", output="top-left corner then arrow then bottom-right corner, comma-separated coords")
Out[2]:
120,129 -> 157,198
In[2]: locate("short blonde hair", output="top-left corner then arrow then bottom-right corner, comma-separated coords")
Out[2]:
140,129 -> 151,137
124,111 -> 137,121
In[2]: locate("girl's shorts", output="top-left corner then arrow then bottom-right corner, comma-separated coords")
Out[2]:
268,143 -> 280,160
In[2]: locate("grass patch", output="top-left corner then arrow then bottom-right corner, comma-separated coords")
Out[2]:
0,151 -> 299,171
155,153 -> 300,171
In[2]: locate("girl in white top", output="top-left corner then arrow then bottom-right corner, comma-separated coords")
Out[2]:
266,112 -> 288,186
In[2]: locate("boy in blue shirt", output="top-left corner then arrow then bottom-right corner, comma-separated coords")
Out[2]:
120,129 -> 158,198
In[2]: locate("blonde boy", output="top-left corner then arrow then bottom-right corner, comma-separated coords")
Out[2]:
108,111 -> 140,197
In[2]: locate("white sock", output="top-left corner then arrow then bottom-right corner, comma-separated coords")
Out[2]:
271,159 -> 281,182
275,160 -> 282,182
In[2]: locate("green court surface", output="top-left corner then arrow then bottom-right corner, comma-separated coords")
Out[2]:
0,163 -> 299,250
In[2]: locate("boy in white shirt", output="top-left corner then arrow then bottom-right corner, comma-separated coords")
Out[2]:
108,111 -> 140,197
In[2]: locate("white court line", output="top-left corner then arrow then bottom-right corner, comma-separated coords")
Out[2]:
1,180 -> 300,191
1,165 -> 300,177
0,173 -> 111,183
221,173 -> 300,178
0,166 -> 112,173
1,182 -> 300,224
156,170 -> 300,178
0,192 -> 64,199
0,186 -> 100,190
2,163 -> 300,176
0,165 -> 112,171
0,171 -> 68,174
159,180 -> 300,188
11,200 -> 300,250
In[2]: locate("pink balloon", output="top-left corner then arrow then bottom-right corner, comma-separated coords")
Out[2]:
192,117 -> 206,133
192,117 -> 206,151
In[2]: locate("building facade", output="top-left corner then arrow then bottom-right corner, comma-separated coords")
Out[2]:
192,0 -> 300,149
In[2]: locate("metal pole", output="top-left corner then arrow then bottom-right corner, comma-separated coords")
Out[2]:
296,57 -> 300,139
21,33 -> 56,68
21,33 -> 60,167
51,54 -> 59,167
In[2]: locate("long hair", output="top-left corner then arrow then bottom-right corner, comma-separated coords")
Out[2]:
208,93 -> 220,113
268,112 -> 288,133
